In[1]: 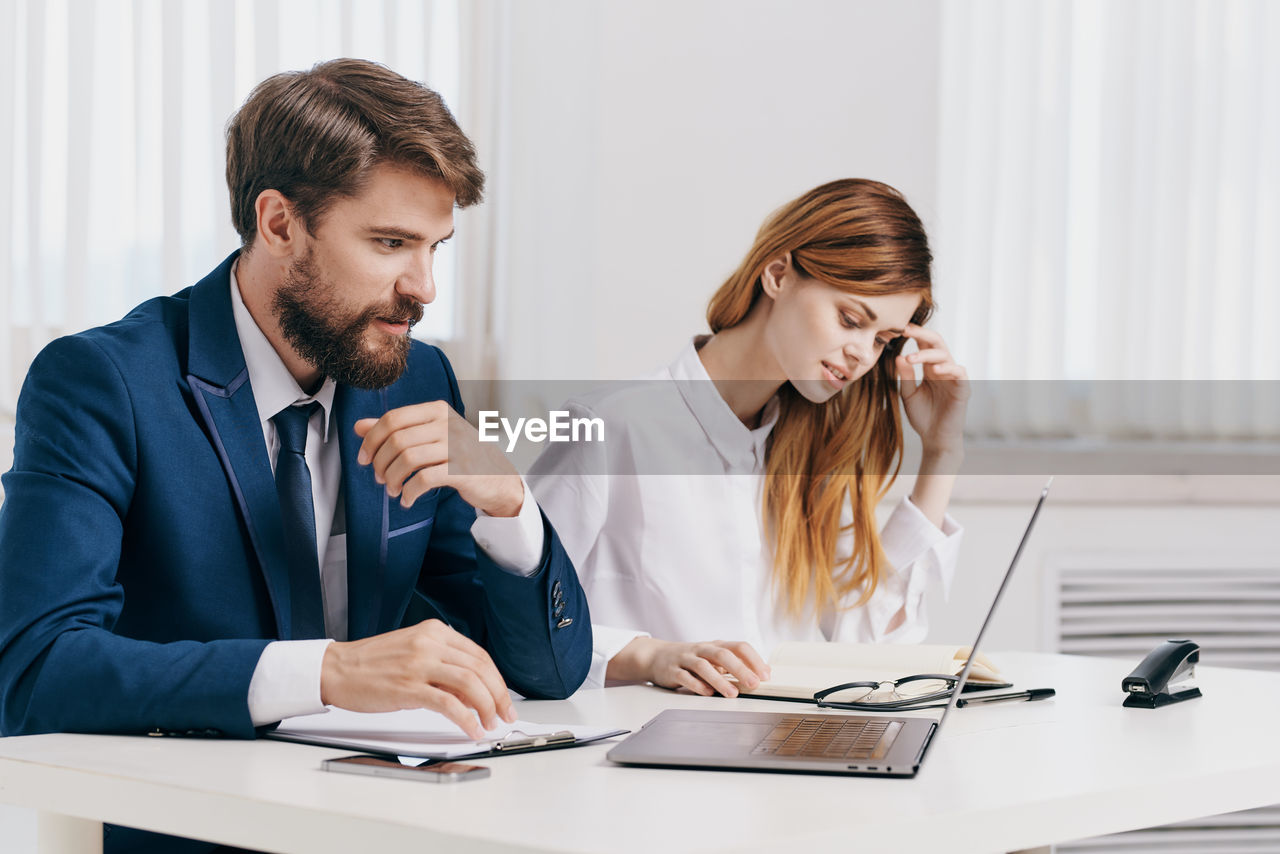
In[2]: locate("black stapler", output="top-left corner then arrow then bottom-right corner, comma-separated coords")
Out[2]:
1122,639 -> 1202,708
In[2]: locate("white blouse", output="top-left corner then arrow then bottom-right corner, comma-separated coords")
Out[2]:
527,338 -> 963,688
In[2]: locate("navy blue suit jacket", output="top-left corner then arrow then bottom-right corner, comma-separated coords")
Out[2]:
0,252 -> 592,738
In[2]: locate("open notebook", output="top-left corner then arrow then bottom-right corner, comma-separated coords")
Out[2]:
270,707 -> 627,760
739,642 -> 1011,704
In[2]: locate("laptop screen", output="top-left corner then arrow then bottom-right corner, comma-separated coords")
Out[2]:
918,478 -> 1053,761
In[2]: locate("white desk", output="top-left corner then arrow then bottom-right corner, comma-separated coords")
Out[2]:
2,652 -> 1279,853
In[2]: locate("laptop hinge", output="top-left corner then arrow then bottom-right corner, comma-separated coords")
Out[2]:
913,721 -> 939,768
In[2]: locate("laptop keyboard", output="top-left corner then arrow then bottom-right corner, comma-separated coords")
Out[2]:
750,716 -> 904,761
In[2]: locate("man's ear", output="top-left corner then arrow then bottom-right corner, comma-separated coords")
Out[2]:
254,190 -> 301,259
760,252 -> 793,300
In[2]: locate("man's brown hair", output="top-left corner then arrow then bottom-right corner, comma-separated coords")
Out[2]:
226,58 -> 484,248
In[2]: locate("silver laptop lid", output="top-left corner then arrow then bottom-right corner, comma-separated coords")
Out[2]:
918,477 -> 1053,761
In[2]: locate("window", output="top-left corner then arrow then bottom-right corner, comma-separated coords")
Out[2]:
935,0 -> 1278,440
1,0 -> 464,418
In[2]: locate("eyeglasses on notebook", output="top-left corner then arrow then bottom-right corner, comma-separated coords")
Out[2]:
812,673 -> 960,711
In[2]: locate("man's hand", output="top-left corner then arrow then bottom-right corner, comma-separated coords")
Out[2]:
355,401 -> 524,517
320,619 -> 517,740
607,637 -> 772,697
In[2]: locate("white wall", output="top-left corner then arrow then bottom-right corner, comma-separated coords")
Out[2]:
920,485 -> 1280,654
496,0 -> 942,381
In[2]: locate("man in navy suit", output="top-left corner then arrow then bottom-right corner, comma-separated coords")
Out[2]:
0,59 -> 591,851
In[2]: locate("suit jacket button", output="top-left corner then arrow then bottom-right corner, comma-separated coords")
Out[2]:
556,617 -> 573,629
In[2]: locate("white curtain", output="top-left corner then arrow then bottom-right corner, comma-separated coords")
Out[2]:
935,0 -> 1279,439
453,0 -> 512,398
0,0 -> 469,421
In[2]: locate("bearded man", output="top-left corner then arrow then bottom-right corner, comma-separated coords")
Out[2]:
0,58 -> 591,853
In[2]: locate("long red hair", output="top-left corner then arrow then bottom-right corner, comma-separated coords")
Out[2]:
706,179 -> 934,618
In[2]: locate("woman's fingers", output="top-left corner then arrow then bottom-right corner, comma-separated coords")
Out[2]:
670,669 -> 714,697
905,347 -> 951,365
700,645 -> 762,692
924,364 -> 969,382
686,654 -> 740,697
651,640 -> 772,697
902,323 -> 948,348
723,641 -> 772,682
896,355 -> 918,395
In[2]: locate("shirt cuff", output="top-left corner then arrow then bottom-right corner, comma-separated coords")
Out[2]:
246,639 -> 333,727
470,477 -> 545,576
879,494 -> 963,601
584,624 -> 651,689
865,495 -> 965,641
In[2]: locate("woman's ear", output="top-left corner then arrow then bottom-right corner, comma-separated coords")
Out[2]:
760,252 -> 793,300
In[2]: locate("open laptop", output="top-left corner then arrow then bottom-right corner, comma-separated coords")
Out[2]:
606,479 -> 1053,778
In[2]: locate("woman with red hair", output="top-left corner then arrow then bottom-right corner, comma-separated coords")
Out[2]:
529,179 -> 968,695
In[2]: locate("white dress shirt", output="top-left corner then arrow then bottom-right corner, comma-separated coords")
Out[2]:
229,264 -> 546,726
528,337 -> 963,688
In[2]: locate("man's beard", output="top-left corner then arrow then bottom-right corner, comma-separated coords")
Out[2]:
272,249 -> 424,390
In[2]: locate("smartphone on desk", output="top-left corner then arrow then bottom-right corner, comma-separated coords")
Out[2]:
322,754 -> 490,783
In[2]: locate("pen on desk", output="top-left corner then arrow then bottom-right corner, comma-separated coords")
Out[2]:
956,688 -> 1055,708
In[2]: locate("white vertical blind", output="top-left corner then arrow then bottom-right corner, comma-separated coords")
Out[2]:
936,0 -> 1280,438
1,0 -> 465,419
0,1 -> 14,420
452,0 -> 511,395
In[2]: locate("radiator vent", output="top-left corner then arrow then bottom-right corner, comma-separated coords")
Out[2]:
1059,803 -> 1280,853
1053,566 -> 1280,669
1050,557 -> 1280,854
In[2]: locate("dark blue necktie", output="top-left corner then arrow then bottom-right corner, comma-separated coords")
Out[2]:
272,402 -> 326,639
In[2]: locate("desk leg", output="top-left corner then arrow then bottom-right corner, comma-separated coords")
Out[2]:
37,812 -> 102,854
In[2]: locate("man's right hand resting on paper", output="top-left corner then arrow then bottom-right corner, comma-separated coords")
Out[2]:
320,619 -> 517,740
606,637 -> 773,698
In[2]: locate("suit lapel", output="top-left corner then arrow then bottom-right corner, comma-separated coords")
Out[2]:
185,252 -> 295,639
335,385 -> 390,640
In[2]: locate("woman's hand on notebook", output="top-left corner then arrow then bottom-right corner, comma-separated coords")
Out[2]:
607,637 -> 772,698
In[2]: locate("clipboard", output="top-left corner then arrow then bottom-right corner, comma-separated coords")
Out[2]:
267,707 -> 628,760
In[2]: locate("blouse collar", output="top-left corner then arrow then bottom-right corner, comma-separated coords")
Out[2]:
670,335 -> 780,471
